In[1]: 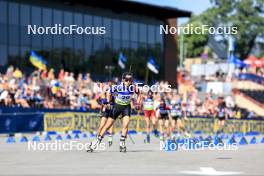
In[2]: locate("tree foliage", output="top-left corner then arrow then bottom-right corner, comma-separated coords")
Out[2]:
184,0 -> 264,59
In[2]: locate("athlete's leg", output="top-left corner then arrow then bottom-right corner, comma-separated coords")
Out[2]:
159,119 -> 164,141
179,119 -> 190,137
121,115 -> 130,137
171,119 -> 176,139
219,120 -> 225,133
107,123 -> 114,146
151,112 -> 158,136
216,119 -> 223,134
145,117 -> 150,135
119,115 -> 130,152
99,118 -> 115,137
145,117 -> 151,143
151,115 -> 156,129
165,119 -> 170,138
177,119 -> 183,134
87,118 -> 116,152
97,117 -> 107,135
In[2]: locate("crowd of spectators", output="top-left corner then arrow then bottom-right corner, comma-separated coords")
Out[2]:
0,65 -> 257,118
0,65 -> 101,111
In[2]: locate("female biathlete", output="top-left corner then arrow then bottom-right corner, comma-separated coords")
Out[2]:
87,72 -> 141,152
142,90 -> 157,143
156,99 -> 171,141
97,81 -> 115,146
170,100 -> 190,138
215,96 -> 227,134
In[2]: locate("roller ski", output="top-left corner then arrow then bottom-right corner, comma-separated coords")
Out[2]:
87,136 -> 102,152
108,135 -> 113,147
119,136 -> 127,153
159,135 -> 165,142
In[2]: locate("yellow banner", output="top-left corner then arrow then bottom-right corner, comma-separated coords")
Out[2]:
44,112 -> 97,132
44,112 -> 264,133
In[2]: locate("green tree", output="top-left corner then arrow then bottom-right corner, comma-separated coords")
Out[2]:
184,0 -> 264,59
183,18 -> 209,58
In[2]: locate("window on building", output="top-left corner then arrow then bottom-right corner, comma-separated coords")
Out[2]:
9,3 -> 19,25
0,45 -> 7,66
9,3 -> 19,45
121,21 -> 129,41
0,1 -> 7,23
156,25 -> 163,47
74,13 -> 83,50
130,22 -> 138,42
148,25 -> 155,44
0,1 -> 7,44
20,4 -> 30,26
113,19 -> 120,39
20,4 -> 31,46
103,17 -> 111,38
31,6 -> 42,48
84,14 -> 93,57
53,9 -> 63,48
93,16 -> 102,51
42,8 -> 52,49
139,23 -> 147,43
64,11 -> 73,48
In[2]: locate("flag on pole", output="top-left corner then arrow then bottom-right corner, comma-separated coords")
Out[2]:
228,54 -> 247,68
147,56 -> 159,74
29,51 -> 47,70
118,52 -> 127,69
228,36 -> 235,52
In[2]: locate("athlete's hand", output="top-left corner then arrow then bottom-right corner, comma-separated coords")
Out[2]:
134,103 -> 140,110
106,103 -> 111,110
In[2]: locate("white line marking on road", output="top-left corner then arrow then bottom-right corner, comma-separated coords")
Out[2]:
179,167 -> 243,175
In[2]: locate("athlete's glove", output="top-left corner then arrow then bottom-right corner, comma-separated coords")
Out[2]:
134,103 -> 140,110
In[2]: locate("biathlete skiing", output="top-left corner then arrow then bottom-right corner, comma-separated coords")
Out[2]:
170,100 -> 183,139
142,90 -> 158,143
169,99 -> 190,138
97,81 -> 115,146
156,99 -> 171,141
215,95 -> 227,134
87,72 -> 141,152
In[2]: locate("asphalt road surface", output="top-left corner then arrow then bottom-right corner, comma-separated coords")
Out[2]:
0,134 -> 263,176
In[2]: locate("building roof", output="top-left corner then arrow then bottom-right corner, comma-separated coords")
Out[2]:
59,0 -> 192,19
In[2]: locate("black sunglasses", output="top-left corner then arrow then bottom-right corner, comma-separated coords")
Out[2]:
124,78 -> 132,82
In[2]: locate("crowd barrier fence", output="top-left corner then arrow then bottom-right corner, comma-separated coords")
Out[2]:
1,110 -> 264,134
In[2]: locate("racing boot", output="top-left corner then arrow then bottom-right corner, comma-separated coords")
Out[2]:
87,135 -> 103,152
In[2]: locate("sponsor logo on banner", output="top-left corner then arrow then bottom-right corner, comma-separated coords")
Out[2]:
44,112 -> 93,132
44,112 -> 264,133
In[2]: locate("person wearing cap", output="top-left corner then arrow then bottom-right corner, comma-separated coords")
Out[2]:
87,72 -> 141,152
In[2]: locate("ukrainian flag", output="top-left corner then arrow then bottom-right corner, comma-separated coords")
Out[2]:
51,80 -> 60,94
29,51 -> 47,70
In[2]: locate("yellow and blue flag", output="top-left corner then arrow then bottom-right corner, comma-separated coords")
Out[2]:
29,51 -> 47,70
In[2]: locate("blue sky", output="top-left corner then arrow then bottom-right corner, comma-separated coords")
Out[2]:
132,0 -> 212,25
